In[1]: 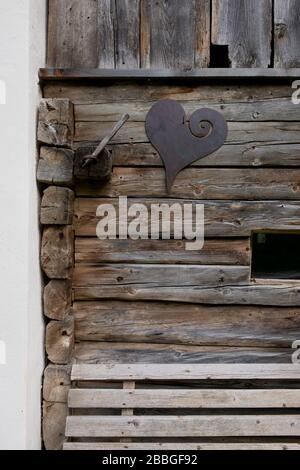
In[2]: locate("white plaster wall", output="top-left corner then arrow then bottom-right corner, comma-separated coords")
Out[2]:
0,0 -> 46,449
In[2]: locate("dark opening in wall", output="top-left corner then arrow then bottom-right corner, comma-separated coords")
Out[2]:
210,44 -> 231,68
251,232 -> 300,280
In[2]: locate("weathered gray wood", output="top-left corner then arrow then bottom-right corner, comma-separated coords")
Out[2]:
44,280 -> 72,320
211,0 -> 272,67
43,364 -> 71,403
71,364 -> 300,381
64,442 -> 300,450
74,342 -> 292,364
274,0 -> 300,68
74,198 -> 300,237
74,146 -> 112,181
41,226 -> 74,279
43,401 -> 68,450
143,0 -> 209,69
115,0 -> 140,68
109,142 -> 300,167
74,283 -> 300,306
66,415 -> 300,437
37,147 -> 74,186
47,0 -> 99,68
76,167 -> 300,200
75,98 -> 300,122
97,0 -> 115,68
38,99 -> 74,146
74,121 -> 300,144
68,388 -> 300,409
40,187 -> 74,225
73,265 -> 250,290
73,302 -> 300,347
46,314 -> 74,365
75,238 -> 250,265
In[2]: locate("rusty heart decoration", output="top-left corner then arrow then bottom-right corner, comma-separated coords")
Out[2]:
145,99 -> 228,192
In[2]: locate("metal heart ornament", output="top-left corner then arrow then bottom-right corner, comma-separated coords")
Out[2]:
145,99 -> 228,192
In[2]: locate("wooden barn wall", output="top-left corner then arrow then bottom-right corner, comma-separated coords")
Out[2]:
47,0 -> 300,69
42,80 -> 300,370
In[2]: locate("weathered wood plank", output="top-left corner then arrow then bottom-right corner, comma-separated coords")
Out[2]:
74,121 -> 300,144
74,145 -> 112,181
194,0 -> 211,68
41,226 -> 74,279
37,147 -> 74,186
38,99 -> 74,147
43,364 -> 71,403
115,0 -> 140,69
71,363 -> 300,381
109,142 -> 300,167
274,0 -> 300,68
74,198 -> 300,237
73,302 -> 300,347
44,280 -> 72,320
66,415 -> 300,437
40,187 -> 74,225
46,314 -> 74,365
73,265 -> 250,290
64,442 -> 300,450
75,238 -> 250,265
75,98 -> 300,122
43,83 -> 293,105
47,0 -> 99,68
97,0 -> 115,68
211,0 -> 272,67
75,167 -> 300,200
74,342 -> 293,364
74,284 -> 300,306
43,401 -> 68,450
68,388 -> 300,409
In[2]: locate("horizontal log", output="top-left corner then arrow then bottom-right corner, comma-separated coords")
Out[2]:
46,314 -> 74,364
43,364 -> 71,402
71,364 -> 300,381
68,388 -> 300,409
76,167 -> 300,199
73,283 -> 300,305
41,226 -> 74,279
37,147 -> 74,186
75,98 -> 300,122
73,265 -> 250,289
38,99 -> 74,147
43,280 -> 72,320
43,401 -> 68,450
66,415 -> 300,437
43,83 -> 292,105
73,342 -> 292,364
75,238 -> 250,265
40,186 -> 74,225
74,121 -> 300,144
109,142 -> 300,167
63,442 -> 300,450
73,301 -> 300,347
74,198 -> 300,237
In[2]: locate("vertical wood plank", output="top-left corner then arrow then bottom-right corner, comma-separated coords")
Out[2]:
274,0 -> 300,67
47,0 -> 100,68
97,0 -> 115,68
194,0 -> 211,68
115,0 -> 140,68
140,0 -> 151,68
212,0 -> 272,67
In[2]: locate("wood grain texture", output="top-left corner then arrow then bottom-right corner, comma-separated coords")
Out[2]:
115,0 -> 140,68
44,280 -> 72,320
75,238 -> 250,265
41,226 -> 74,279
75,167 -> 300,200
73,301 -> 300,347
212,0 -> 272,67
38,99 -> 74,147
64,442 -> 300,450
43,401 -> 68,450
97,0 -> 115,68
73,341 -> 293,364
74,198 -> 300,237
274,0 -> 300,67
37,147 -> 74,186
68,388 -> 300,408
73,284 -> 300,306
73,264 -> 250,289
46,314 -> 74,365
66,415 -> 300,437
71,364 -> 300,381
40,187 -> 74,225
43,364 -> 71,403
